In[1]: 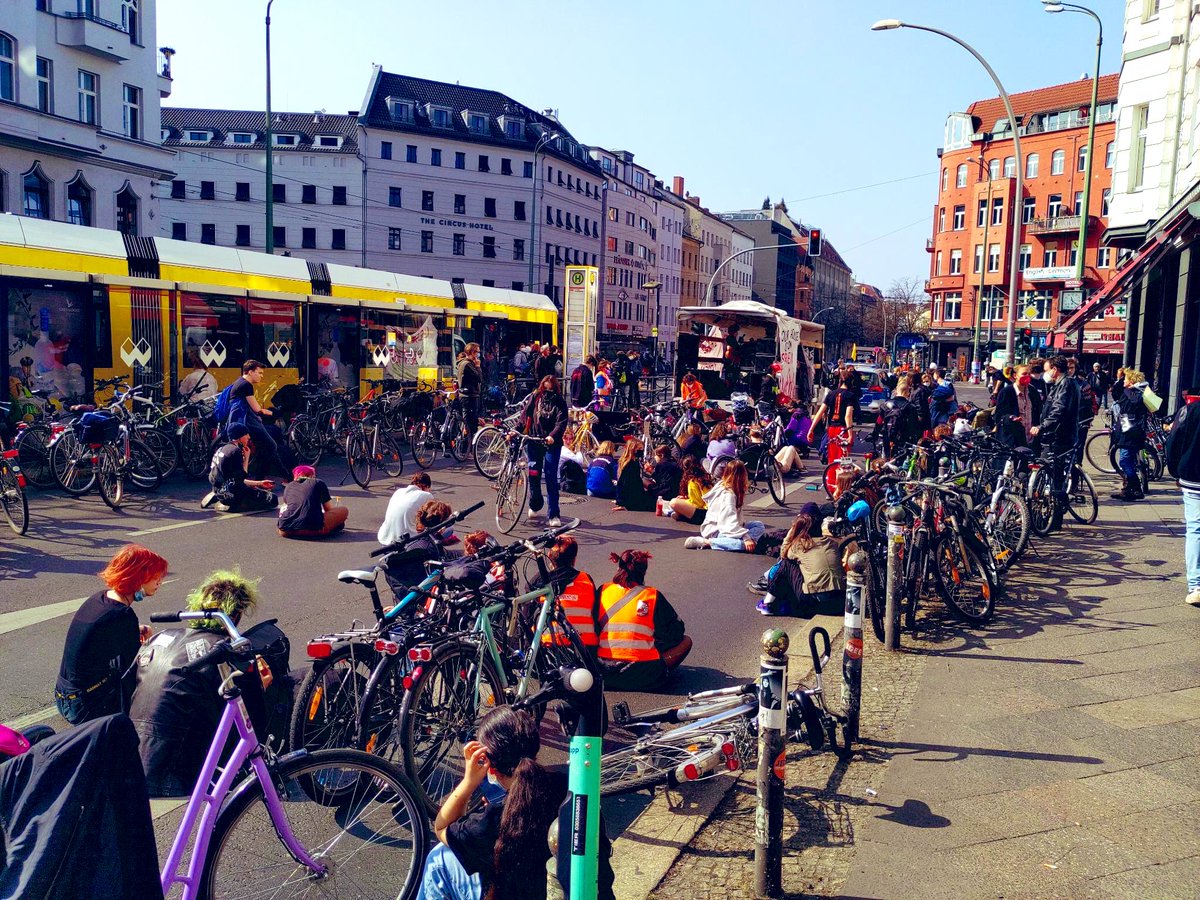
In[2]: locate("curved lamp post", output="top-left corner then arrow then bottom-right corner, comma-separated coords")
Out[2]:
873,19 -> 1023,362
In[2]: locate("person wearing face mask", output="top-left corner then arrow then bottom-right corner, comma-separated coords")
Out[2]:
1030,356 -> 1081,529
993,365 -> 1041,447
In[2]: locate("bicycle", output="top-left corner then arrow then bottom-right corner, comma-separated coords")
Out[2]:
149,608 -> 428,900
0,402 -> 30,535
344,397 -> 405,488
411,388 -> 471,468
714,438 -> 787,506
494,432 -> 539,534
472,394 -> 530,479
1028,448 -> 1098,536
92,387 -> 164,510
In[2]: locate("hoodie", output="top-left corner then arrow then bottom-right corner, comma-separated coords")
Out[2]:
699,483 -> 745,540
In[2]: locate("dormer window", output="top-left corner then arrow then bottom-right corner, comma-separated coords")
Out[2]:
499,115 -> 524,140
160,128 -> 170,141
464,111 -> 489,135
186,130 -> 212,143
273,133 -> 297,146
386,97 -> 414,123
229,132 -> 255,144
427,105 -> 452,128
316,135 -> 342,148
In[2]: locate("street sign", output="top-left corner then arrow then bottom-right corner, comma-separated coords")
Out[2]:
651,327 -> 658,337
1023,304 -> 1039,320
1065,278 -> 1083,289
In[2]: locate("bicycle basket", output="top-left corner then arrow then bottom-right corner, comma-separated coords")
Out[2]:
73,411 -> 120,445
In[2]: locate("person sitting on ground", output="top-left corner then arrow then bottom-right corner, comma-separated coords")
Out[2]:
452,529 -> 509,594
422,706 -> 616,900
530,536 -> 600,655
680,371 -> 708,415
677,421 -> 706,462
648,444 -> 683,508
586,440 -> 618,498
597,550 -> 692,692
756,510 -> 857,617
201,423 -> 277,512
127,568 -> 272,796
666,456 -> 712,524
276,465 -> 348,539
613,438 -> 657,512
704,422 -> 737,473
382,499 -> 452,598
378,472 -> 434,546
685,459 -> 765,552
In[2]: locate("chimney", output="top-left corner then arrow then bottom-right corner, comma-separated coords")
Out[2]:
672,176 -> 685,196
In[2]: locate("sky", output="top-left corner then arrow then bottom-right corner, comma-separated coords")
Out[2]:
157,0 -> 1125,291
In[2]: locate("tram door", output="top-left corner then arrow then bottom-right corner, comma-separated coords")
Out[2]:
308,304 -> 360,397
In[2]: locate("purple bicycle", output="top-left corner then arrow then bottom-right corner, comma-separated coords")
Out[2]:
151,608 -> 427,899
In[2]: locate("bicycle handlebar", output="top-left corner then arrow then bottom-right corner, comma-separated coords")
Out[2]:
369,501 -> 486,557
513,666 -> 596,713
150,610 -> 254,673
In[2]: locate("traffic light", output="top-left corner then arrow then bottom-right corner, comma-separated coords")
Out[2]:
1016,327 -> 1033,358
809,228 -> 823,257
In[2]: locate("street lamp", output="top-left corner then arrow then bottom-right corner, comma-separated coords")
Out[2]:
642,279 -> 662,364
810,306 -> 835,322
705,241 -> 798,306
873,18 -> 1023,363
527,131 -> 561,294
265,0 -> 277,253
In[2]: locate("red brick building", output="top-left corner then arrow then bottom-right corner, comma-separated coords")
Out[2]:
926,75 -> 1126,374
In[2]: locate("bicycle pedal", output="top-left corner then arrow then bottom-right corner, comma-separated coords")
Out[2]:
611,701 -> 631,726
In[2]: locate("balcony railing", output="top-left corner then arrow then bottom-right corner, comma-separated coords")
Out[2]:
60,10 -> 127,31
1028,214 -> 1093,236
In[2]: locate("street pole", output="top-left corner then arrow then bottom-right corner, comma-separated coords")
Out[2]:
843,550 -> 866,745
884,494 -> 907,651
873,19 -> 1023,362
974,165 -> 992,378
754,628 -> 788,899
705,242 -> 797,307
264,0 -> 275,253
527,132 -> 560,294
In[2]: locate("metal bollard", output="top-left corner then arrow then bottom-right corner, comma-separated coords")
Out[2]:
843,550 -> 867,745
754,628 -> 789,899
884,500 -> 907,651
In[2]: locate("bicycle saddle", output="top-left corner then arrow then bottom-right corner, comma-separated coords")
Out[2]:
337,569 -> 378,586
1012,447 -> 1036,459
69,404 -> 97,413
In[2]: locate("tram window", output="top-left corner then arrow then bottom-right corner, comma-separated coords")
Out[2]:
181,293 -> 245,373
248,299 -> 298,371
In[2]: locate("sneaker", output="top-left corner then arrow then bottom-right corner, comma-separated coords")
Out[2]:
200,491 -> 218,509
212,501 -> 231,513
1187,590 -> 1200,607
684,536 -> 711,550
526,509 -> 541,522
546,517 -> 562,528
747,576 -> 771,595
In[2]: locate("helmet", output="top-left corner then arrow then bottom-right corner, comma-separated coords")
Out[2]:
847,499 -> 871,522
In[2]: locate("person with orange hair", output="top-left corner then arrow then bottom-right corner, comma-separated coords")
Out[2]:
54,544 -> 169,725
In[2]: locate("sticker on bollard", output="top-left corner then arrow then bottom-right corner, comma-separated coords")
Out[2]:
758,664 -> 786,732
773,751 -> 787,780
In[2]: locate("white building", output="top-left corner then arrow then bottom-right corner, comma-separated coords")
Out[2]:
675,177 -> 739,305
728,228 -> 754,305
656,189 -> 687,360
156,109 -> 363,265
359,68 -> 602,302
0,0 -> 174,233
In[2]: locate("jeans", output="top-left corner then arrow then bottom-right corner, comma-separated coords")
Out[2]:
1184,489 -> 1200,591
417,844 -> 482,900
245,420 -> 295,478
527,441 -> 561,519
1118,447 -> 1138,481
711,520 -> 766,552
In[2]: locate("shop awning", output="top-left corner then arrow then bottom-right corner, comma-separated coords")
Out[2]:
1056,234 -> 1168,333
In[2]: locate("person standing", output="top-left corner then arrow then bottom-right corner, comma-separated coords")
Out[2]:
1030,356 -> 1081,530
533,344 -> 557,382
54,544 -> 168,725
928,368 -> 958,426
1165,389 -> 1200,606
569,355 -> 596,408
519,375 -> 568,527
625,350 -> 642,408
993,365 -> 1041,448
1110,369 -> 1149,502
456,342 -> 483,440
1088,363 -> 1112,411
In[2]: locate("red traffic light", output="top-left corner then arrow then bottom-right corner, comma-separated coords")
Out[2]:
809,228 -> 823,257
1020,328 -> 1033,338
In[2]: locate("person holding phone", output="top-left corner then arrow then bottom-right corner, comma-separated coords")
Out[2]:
201,423 -> 277,512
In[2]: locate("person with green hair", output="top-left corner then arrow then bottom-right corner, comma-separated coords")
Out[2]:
127,569 -> 273,796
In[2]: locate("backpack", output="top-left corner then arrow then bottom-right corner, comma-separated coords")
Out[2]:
212,383 -> 236,426
510,350 -> 530,376
1077,378 -> 1098,418
559,458 -> 587,494
569,366 -> 590,405
882,397 -> 921,450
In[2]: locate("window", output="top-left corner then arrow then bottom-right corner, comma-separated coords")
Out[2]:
453,233 -> 465,256
1003,156 -> 1015,178
483,197 -> 496,218
547,206 -> 554,225
422,190 -> 434,211
1142,0 -> 1160,22
941,168 -> 948,192
973,244 -> 984,274
387,227 -> 401,250
199,181 -> 214,200
1019,290 -> 1052,320
231,133 -> 253,144
23,169 -> 49,219
513,200 -> 526,221
122,84 -> 141,139
273,183 -> 286,204
301,227 -> 316,249
1076,144 -> 1088,173
949,249 -> 962,275
389,187 -> 402,208
78,70 -> 98,124
1025,154 -> 1039,179
1043,245 -> 1058,267
935,251 -> 943,275
421,230 -> 433,253
478,155 -> 489,172
317,135 -> 340,148
624,239 -> 634,254
66,178 -> 92,226
171,179 -> 186,199
513,239 -> 524,261
332,229 -> 346,250
1098,246 -> 1112,268
0,33 -> 14,102
1023,196 -> 1036,223
977,199 -> 987,227
483,237 -> 496,258
455,152 -> 465,169
938,207 -> 946,232
453,194 -> 465,215
381,141 -> 392,160
501,158 -> 512,176
1130,104 -> 1149,190
523,161 -> 534,178
1048,149 -> 1064,176
1073,191 -> 1084,216
36,58 -> 52,112
236,224 -> 250,246
430,148 -> 441,167
430,107 -> 452,128
181,294 -> 244,373
406,144 -> 417,163
1019,244 -> 1032,270
988,243 -> 1001,272
235,182 -> 250,201
991,197 -> 1003,226
172,223 -> 186,240
273,134 -> 296,146
273,226 -> 286,248
1102,188 -> 1111,217
201,224 -> 216,245
941,293 -> 962,322
952,205 -> 965,230
606,236 -> 617,252
956,164 -> 968,188
1069,240 -> 1079,268
467,113 -> 488,134
332,186 -> 347,206
291,184 -> 310,204
505,119 -> 522,139
386,97 -> 413,122
988,158 -> 1000,180
1047,194 -> 1062,218
1105,141 -> 1114,169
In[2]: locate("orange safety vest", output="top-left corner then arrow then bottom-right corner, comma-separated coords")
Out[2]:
597,583 -> 659,663
681,381 -> 706,408
542,572 -> 598,647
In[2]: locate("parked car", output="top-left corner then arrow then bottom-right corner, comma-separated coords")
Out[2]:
850,364 -> 890,411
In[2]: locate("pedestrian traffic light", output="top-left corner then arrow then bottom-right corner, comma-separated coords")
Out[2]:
809,228 -> 823,257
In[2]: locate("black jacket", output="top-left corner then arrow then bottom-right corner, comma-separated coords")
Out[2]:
1039,375 -> 1081,451
521,390 -> 568,444
569,364 -> 595,407
534,353 -> 557,381
993,384 -> 1041,447
1166,400 -> 1200,488
1113,385 -> 1149,449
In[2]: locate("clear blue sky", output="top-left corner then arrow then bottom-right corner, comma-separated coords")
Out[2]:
159,0 -> 1124,290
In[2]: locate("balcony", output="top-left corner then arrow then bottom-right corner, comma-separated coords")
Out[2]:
157,49 -> 174,98
926,238 -> 935,253
1028,214 -> 1094,237
56,12 -> 131,61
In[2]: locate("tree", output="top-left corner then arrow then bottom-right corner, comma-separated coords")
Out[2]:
864,277 -> 928,349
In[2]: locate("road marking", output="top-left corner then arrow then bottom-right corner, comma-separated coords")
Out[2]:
129,510 -> 266,536
0,597 -> 88,636
5,705 -> 59,730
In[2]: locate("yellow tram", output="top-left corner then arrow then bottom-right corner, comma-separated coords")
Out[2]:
2,217 -> 557,412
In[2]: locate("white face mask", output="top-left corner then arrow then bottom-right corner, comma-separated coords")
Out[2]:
1042,371 -> 1056,384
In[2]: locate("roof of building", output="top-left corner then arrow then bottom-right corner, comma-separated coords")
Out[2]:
360,68 -> 600,173
966,74 -> 1119,131
161,108 -> 360,153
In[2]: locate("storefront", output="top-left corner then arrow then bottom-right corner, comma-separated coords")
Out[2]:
927,328 -> 973,374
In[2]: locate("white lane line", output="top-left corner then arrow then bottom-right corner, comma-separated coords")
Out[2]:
129,510 -> 265,536
5,705 -> 59,730
0,597 -> 87,636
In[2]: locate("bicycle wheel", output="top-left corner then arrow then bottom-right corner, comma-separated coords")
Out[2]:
861,555 -> 886,644
987,491 -> 1031,570
377,433 -> 405,479
933,534 -> 996,625
575,428 -> 599,466
197,748 -> 427,900
448,416 -> 471,463
1086,430 -> 1114,472
1027,469 -> 1055,538
822,462 -> 840,499
288,415 -> 324,466
712,454 -> 735,479
1066,466 -> 1098,525
397,640 -> 504,813
495,462 -> 528,535
135,425 -> 179,480
289,644 -> 376,754
473,426 -> 506,479
0,461 -> 29,535
410,420 -> 436,469
346,431 -> 372,489
127,438 -> 163,491
762,453 -> 787,506
14,424 -> 54,489
600,724 -> 750,797
1144,445 -> 1164,482
96,446 -> 124,510
178,419 -> 212,479
903,530 -> 928,636
50,432 -> 97,495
